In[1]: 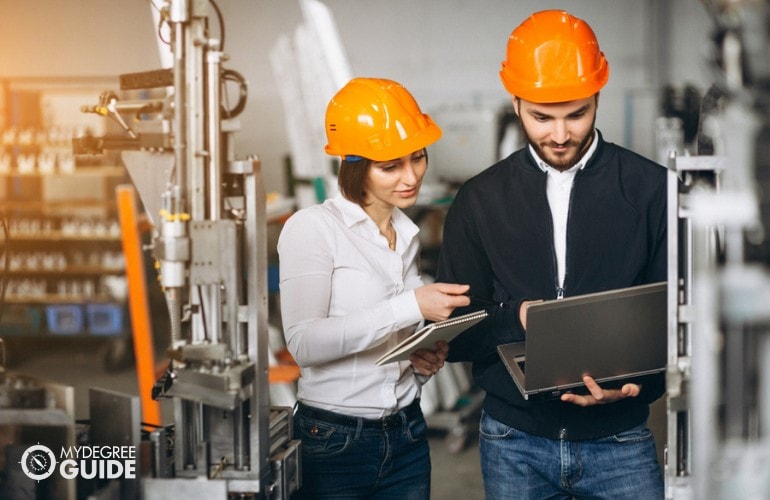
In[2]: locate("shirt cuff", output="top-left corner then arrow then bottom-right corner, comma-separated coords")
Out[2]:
413,371 -> 431,385
389,289 -> 424,327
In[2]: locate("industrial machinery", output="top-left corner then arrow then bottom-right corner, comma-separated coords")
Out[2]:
665,1 -> 770,498
75,1 -> 300,498
0,339 -> 77,500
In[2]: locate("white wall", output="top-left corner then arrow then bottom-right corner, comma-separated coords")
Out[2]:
0,0 -> 714,194
0,1 -> 161,77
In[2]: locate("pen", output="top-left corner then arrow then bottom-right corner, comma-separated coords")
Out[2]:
464,293 -> 511,309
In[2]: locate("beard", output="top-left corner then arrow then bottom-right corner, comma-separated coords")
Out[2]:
522,119 -> 596,172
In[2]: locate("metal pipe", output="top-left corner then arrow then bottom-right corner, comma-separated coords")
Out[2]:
206,41 -> 222,221
691,222 -> 720,500
172,20 -> 187,213
165,287 -> 183,347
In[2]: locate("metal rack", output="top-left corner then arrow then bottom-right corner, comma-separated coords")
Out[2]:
665,154 -> 725,500
70,1 -> 301,497
663,2 -> 770,498
665,156 -> 770,500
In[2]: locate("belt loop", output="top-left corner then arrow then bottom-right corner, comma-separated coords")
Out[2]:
405,398 -> 420,423
355,417 -> 364,439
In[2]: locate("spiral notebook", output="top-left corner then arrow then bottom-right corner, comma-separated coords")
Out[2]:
375,309 -> 488,365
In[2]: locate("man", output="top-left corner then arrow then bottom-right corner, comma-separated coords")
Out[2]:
437,10 -> 667,499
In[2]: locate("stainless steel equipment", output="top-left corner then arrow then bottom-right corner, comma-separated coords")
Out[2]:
665,1 -> 770,498
77,1 -> 300,498
0,340 -> 77,500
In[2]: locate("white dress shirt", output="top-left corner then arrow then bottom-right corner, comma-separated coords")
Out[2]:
529,131 -> 599,290
277,193 -> 426,418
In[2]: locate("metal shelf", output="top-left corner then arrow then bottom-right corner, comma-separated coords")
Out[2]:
4,294 -> 119,304
6,266 -> 124,276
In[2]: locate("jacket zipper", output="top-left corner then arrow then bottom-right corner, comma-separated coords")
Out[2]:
557,169 -> 582,300
543,172 -> 561,299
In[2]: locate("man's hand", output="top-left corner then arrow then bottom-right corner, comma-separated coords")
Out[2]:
560,375 -> 641,407
518,299 -> 543,330
409,341 -> 449,377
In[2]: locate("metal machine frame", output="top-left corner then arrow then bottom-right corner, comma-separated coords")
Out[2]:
664,2 -> 770,498
77,1 -> 299,498
665,154 -> 726,499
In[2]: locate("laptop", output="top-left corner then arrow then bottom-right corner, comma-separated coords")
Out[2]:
497,282 -> 667,401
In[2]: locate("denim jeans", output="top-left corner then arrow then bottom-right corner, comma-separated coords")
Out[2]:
293,402 -> 431,499
479,410 -> 664,500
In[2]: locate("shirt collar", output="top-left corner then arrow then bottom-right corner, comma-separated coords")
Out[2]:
332,192 -> 371,228
330,193 -> 419,242
529,129 -> 599,174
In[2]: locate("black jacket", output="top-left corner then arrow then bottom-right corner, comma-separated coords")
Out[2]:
437,131 -> 667,440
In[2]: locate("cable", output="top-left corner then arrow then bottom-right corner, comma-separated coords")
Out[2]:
148,0 -> 163,14
207,0 -> 246,118
221,68 -> 248,119
196,286 -> 209,342
209,0 -> 225,51
149,0 -> 171,46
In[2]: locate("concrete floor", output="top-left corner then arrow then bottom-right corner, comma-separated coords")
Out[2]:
6,338 -> 485,499
429,429 -> 484,499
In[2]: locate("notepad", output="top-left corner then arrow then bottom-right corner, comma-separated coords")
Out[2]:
375,309 -> 488,365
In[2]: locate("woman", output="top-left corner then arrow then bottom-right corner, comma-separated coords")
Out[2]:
278,77 -> 470,499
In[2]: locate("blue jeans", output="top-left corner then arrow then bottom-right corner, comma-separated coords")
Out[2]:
479,410 -> 663,500
293,401 -> 431,499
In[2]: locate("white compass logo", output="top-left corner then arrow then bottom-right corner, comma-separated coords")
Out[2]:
20,444 -> 57,481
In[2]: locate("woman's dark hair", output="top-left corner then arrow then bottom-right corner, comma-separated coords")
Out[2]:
337,159 -> 372,205
337,149 -> 429,206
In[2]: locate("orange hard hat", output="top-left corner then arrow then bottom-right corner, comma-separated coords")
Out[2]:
324,78 -> 442,162
499,10 -> 609,103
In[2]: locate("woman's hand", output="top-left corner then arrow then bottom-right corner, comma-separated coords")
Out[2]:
414,283 -> 471,322
410,341 -> 449,377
